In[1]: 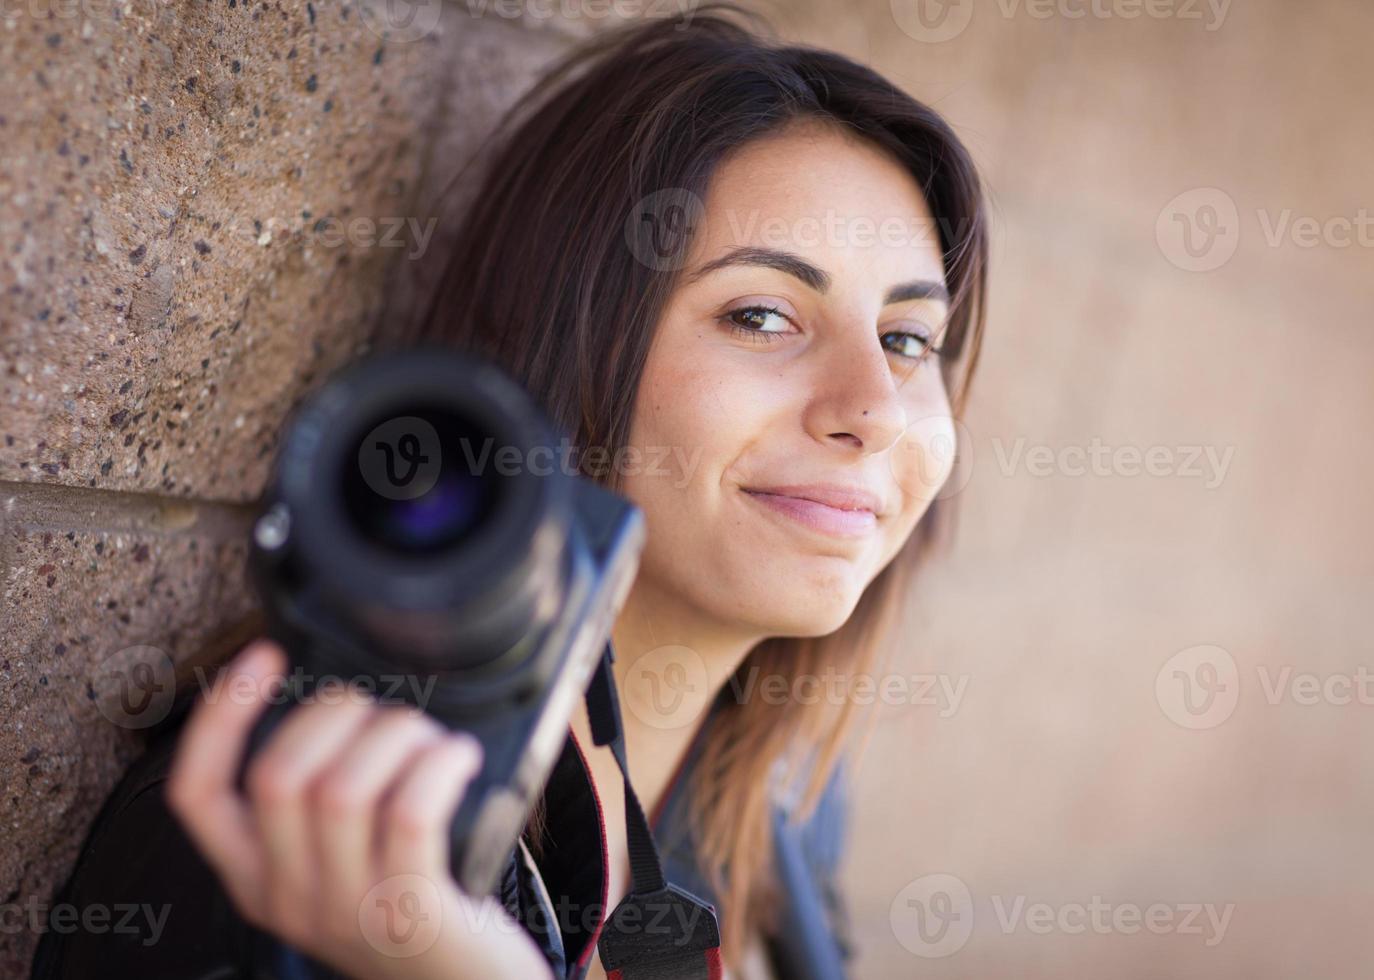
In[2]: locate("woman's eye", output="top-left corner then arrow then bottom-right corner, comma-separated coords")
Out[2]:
722,305 -> 794,343
720,307 -> 941,359
881,329 -> 941,361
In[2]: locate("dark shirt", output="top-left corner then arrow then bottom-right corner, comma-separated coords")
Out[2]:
31,706 -> 854,979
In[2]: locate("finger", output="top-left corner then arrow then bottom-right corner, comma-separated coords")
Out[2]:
165,640 -> 285,910
311,706 -> 447,914
379,733 -> 484,878
245,679 -> 378,924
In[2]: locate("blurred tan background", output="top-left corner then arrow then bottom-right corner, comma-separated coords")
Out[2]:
754,0 -> 1374,976
2,0 -> 1369,976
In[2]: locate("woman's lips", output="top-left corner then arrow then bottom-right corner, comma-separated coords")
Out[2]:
740,488 -> 879,539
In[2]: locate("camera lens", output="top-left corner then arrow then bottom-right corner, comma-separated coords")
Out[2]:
260,350 -> 575,678
342,406 -> 501,556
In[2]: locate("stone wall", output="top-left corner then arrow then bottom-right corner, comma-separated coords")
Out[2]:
0,1 -> 600,971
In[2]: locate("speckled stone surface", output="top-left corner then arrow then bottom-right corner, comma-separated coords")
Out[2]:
0,2 -> 592,972
1,0 -> 454,502
0,485 -> 258,969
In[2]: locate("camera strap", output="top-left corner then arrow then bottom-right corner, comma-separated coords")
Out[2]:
584,643 -> 723,980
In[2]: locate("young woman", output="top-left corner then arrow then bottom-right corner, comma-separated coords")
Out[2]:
165,7 -> 989,979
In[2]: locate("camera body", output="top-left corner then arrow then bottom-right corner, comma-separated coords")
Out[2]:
243,349 -> 644,897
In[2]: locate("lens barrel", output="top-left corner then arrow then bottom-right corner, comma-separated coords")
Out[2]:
255,350 -> 574,692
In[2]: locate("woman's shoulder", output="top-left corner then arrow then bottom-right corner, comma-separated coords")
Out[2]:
776,750 -> 852,875
757,750 -> 856,977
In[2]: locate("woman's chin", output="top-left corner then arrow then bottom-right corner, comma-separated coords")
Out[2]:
741,595 -> 861,640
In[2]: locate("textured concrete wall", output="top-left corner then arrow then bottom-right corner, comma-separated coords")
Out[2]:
0,1 -> 594,972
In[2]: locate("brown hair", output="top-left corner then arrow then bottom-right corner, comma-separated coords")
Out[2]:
403,3 -> 988,965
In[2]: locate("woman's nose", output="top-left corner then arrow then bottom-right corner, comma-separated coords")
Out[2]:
802,333 -> 908,455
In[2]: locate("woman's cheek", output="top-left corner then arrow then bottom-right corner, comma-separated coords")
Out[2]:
621,355 -> 774,594
618,378 -> 714,556
624,371 -> 713,499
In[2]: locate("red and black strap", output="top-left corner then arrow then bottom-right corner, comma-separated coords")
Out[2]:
585,644 -> 723,980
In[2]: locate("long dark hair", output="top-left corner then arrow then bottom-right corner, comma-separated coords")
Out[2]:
405,4 -> 988,963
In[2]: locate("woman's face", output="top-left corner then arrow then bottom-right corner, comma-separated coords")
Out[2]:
620,120 -> 957,639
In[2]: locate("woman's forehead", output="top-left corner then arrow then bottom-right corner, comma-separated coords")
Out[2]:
691,127 -> 948,289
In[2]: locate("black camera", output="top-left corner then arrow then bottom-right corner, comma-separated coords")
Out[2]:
242,348 -> 644,897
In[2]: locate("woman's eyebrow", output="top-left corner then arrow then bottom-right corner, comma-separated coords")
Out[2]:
687,246 -> 830,291
685,245 -> 949,305
886,279 -> 950,306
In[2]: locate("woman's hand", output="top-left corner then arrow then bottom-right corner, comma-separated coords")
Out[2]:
166,640 -> 553,980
